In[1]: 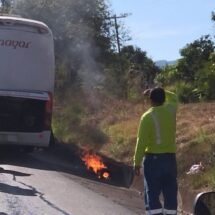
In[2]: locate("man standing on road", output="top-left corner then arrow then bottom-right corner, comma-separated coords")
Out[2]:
133,87 -> 178,215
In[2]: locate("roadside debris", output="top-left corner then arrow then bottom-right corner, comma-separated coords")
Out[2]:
186,162 -> 204,175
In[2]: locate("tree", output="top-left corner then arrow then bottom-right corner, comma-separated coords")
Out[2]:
212,11 -> 215,22
0,0 -> 13,13
195,53 -> 215,100
12,0 -> 113,91
177,35 -> 214,82
154,14 -> 215,103
105,45 -> 160,99
155,64 -> 178,86
121,45 -> 160,88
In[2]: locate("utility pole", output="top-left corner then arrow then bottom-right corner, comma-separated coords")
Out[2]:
105,13 -> 131,98
106,13 -> 131,54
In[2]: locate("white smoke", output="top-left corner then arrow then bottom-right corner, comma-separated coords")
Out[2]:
12,0 -> 108,107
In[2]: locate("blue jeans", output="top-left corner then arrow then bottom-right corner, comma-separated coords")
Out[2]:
143,153 -> 177,215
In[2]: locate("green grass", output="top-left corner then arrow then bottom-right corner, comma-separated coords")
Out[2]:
101,119 -> 138,163
189,167 -> 215,189
52,103 -> 84,142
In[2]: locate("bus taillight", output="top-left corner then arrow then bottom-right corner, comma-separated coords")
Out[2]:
44,92 -> 53,130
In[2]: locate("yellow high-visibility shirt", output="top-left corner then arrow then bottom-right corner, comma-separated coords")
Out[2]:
133,91 -> 178,166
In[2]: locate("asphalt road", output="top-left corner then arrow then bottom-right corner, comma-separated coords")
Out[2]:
0,145 -> 144,215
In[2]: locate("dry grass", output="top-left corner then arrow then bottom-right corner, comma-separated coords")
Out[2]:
53,90 -> 215,190
98,100 -> 215,189
52,95 -> 215,213
175,102 -> 215,190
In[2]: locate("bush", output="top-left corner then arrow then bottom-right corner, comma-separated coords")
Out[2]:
173,82 -> 201,103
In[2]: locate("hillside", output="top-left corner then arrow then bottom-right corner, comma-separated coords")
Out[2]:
52,92 -> 215,212
52,92 -> 215,193
155,59 -> 177,68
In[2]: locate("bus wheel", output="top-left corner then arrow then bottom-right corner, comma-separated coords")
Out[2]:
23,146 -> 34,153
49,129 -> 55,147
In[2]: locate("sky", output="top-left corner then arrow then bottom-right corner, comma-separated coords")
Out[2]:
109,0 -> 215,61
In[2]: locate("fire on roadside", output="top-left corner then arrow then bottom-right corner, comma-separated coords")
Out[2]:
81,152 -> 110,179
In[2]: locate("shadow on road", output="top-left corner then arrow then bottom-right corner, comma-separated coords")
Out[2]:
0,143 -> 134,189
0,182 -> 37,196
0,167 -> 32,177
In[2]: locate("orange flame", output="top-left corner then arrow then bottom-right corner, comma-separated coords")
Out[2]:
102,171 -> 109,179
81,152 -> 109,179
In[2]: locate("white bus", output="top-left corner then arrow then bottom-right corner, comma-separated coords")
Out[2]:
0,16 -> 55,150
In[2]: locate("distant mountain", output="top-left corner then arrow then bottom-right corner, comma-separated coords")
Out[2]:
155,60 -> 177,68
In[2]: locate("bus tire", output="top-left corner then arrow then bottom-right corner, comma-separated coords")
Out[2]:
23,146 -> 34,153
49,129 -> 55,147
